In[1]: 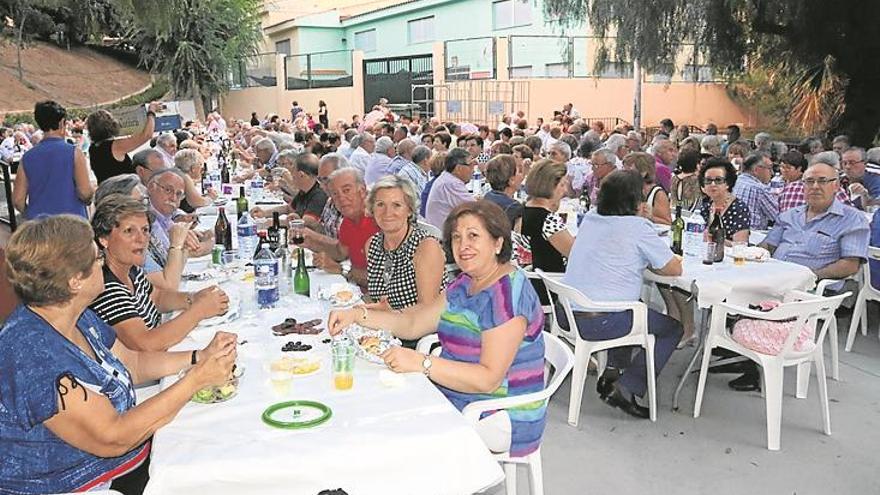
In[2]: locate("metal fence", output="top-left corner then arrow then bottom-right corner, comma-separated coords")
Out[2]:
229,52 -> 278,89
413,80 -> 529,126
444,37 -> 496,81
285,50 -> 354,90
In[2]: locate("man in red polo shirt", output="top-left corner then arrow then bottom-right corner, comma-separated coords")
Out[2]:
302,168 -> 377,288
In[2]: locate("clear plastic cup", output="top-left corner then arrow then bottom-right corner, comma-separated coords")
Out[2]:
269,371 -> 292,396
331,340 -> 355,391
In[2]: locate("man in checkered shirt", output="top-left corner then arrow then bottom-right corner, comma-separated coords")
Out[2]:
779,150 -> 851,212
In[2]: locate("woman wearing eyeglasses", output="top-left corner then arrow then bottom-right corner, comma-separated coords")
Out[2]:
89,195 -> 229,351
364,175 -> 446,315
698,157 -> 751,244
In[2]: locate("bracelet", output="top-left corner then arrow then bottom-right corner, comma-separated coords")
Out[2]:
146,111 -> 156,118
191,350 -> 198,365
185,292 -> 193,308
169,245 -> 184,251
360,306 -> 368,322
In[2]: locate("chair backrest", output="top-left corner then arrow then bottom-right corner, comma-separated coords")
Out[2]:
862,246 -> 880,295
0,248 -> 19,324
725,292 -> 849,358
542,332 -> 575,395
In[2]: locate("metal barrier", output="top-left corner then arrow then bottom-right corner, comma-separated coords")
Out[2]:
413,80 -> 529,126
229,52 -> 278,89
285,50 -> 354,90
444,37 -> 496,81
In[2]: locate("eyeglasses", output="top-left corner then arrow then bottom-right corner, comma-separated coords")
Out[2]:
155,182 -> 185,200
803,177 -> 838,186
841,160 -> 864,167
703,177 -> 727,185
317,176 -> 330,185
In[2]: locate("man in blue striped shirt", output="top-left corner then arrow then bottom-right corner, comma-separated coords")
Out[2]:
725,162 -> 870,392
733,152 -> 779,230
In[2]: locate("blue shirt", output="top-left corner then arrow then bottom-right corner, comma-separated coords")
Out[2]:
365,153 -> 394,186
871,209 -> 880,289
732,172 -> 779,230
20,136 -> 88,219
387,155 -> 412,175
420,175 -> 438,218
764,200 -> 869,272
0,306 -> 143,494
563,211 -> 673,308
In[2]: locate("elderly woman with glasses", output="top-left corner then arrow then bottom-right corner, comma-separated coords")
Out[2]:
89,195 -> 229,351
365,175 -> 446,313
0,215 -> 237,494
174,148 -> 217,213
698,157 -> 751,243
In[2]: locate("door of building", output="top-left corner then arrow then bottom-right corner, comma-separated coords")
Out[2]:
363,54 -> 433,114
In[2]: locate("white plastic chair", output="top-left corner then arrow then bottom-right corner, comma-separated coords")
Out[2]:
417,219 -> 442,239
417,332 -> 574,495
693,290 -> 849,450
522,269 -> 562,326
845,246 -> 880,352
540,272 -> 657,426
813,273 -> 861,381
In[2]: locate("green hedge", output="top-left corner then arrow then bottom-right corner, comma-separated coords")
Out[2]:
2,79 -> 170,127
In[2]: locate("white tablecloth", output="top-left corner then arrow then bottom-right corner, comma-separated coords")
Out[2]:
644,253 -> 817,308
144,266 -> 503,495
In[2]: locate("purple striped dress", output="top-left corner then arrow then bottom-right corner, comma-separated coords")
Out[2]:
437,268 -> 546,457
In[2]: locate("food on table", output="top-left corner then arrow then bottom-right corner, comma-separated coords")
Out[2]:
334,290 -> 354,303
282,341 -> 313,352
271,356 -> 321,375
271,317 -> 323,336
358,336 -> 383,355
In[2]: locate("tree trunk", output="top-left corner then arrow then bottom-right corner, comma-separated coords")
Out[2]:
833,70 -> 880,147
16,9 -> 29,82
191,80 -> 206,121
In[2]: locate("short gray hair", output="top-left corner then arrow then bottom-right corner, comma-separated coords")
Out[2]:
412,145 -> 432,164
592,148 -> 617,165
549,141 -> 572,161
132,148 -> 162,169
156,133 -> 176,148
811,150 -> 840,168
375,136 -> 394,154
328,167 -> 365,188
253,137 -> 277,154
843,146 -> 866,162
359,132 -> 375,146
92,194 -> 150,242
95,174 -> 143,205
148,167 -> 187,185
174,148 -> 203,173
344,128 -> 358,143
866,147 -> 880,164
366,175 -> 419,224
754,132 -> 772,147
276,149 -> 299,167
603,134 -> 627,153
320,152 -> 350,170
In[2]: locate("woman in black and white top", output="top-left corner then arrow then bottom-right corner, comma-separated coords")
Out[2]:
521,159 -> 575,304
89,195 -> 229,351
365,176 -> 446,311
623,152 -> 672,225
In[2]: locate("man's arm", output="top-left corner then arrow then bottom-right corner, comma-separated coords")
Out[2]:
813,257 -> 861,280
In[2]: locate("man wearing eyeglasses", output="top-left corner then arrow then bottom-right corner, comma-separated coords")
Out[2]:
732,152 -> 779,229
146,169 -> 209,270
718,162 -> 872,392
841,147 -> 880,209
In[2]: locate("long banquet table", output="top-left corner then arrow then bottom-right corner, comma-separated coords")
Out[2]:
143,260 -> 504,494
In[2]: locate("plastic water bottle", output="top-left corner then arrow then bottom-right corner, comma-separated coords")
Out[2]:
250,174 -> 264,202
254,243 -> 279,308
683,214 -> 706,258
236,212 -> 258,262
469,169 -> 483,196
769,173 -> 784,196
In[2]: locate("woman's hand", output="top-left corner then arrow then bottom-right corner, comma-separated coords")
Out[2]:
192,339 -> 237,389
206,187 -> 219,200
363,298 -> 392,311
168,223 -> 189,250
199,331 -> 237,362
192,286 -> 229,319
327,307 -> 359,336
381,346 -> 424,374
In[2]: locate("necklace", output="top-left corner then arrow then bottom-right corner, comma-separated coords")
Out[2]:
471,263 -> 502,292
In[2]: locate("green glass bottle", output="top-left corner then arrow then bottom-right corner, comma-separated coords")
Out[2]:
236,188 -> 248,220
671,205 -> 685,255
293,248 -> 310,297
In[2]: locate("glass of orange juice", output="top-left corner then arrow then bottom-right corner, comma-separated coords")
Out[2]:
331,340 -> 355,391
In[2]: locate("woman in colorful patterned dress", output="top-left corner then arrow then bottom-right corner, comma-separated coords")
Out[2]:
329,200 -> 546,457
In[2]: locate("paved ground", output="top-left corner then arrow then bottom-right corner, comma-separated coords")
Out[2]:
488,309 -> 880,495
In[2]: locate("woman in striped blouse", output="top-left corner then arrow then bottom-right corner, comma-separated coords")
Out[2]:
329,200 -> 546,458
89,195 -> 229,351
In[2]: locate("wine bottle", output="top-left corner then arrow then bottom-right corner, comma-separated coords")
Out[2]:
214,208 -> 233,251
708,206 -> 726,262
671,205 -> 684,255
293,246 -> 310,297
236,188 -> 249,220
268,212 -> 281,251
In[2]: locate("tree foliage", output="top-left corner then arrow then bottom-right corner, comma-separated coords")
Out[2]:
123,0 -> 263,118
544,0 -> 880,145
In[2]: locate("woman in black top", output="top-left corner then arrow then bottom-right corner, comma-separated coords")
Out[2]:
521,159 -> 575,304
318,100 -> 329,128
87,102 -> 163,184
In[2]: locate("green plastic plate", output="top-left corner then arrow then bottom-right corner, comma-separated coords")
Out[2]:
261,400 -> 332,429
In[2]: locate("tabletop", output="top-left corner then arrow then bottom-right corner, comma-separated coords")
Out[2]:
143,259 -> 503,495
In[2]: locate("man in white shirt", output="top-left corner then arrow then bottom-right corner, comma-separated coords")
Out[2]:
348,132 -> 374,173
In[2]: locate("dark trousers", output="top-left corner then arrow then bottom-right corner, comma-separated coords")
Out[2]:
557,307 -> 682,397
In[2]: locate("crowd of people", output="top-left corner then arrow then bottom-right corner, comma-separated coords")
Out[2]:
1,95 -> 878,493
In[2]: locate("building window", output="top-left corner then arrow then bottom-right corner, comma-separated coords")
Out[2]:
682,64 -> 716,82
408,16 -> 435,44
648,63 -> 674,83
599,61 -> 634,79
354,29 -> 377,52
493,0 -> 531,30
509,65 -> 533,78
275,39 -> 291,56
545,62 -> 569,78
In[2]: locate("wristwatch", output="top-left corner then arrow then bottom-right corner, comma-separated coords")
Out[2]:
421,354 -> 433,377
340,260 -> 352,280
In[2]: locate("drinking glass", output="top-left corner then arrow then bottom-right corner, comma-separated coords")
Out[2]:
331,340 -> 355,391
290,219 -> 305,246
732,241 -> 747,266
702,242 -> 716,266
270,371 -> 292,396
239,283 -> 258,319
